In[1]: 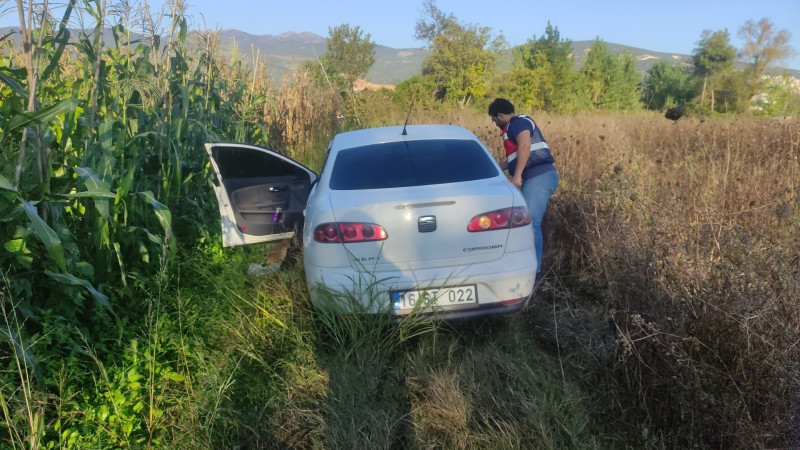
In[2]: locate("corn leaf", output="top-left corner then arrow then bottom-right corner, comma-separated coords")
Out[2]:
40,0 -> 77,83
0,66 -> 29,99
22,200 -> 66,272
138,191 -> 176,259
0,30 -> 14,44
74,167 -> 113,213
74,167 -> 112,247
138,192 -> 172,235
0,174 -> 16,191
2,98 -> 80,139
4,238 -> 25,253
0,327 -> 38,369
61,190 -> 117,199
44,270 -> 111,311
113,242 -> 128,287
98,119 -> 115,154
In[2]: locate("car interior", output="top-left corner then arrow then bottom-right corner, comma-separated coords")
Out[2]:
210,145 -> 313,237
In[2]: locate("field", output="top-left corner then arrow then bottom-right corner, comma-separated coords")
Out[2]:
154,110 -> 799,448
0,9 -> 798,446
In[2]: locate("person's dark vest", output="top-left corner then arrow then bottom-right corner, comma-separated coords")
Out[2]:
502,115 -> 555,179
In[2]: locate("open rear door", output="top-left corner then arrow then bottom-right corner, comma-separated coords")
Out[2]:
205,143 -> 317,246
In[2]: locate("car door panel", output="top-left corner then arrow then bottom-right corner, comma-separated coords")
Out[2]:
205,143 -> 316,246
228,177 -> 310,236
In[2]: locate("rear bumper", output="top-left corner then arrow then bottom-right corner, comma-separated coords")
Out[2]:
304,248 -> 536,321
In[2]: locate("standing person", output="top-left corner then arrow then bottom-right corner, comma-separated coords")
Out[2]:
488,98 -> 559,275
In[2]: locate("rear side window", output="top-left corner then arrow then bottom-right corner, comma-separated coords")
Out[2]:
328,139 -> 498,190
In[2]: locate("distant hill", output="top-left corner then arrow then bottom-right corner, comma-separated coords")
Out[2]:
211,31 -> 700,84
212,30 -> 427,85
571,40 -> 693,73
1,27 -> 797,86
158,30 -> 800,84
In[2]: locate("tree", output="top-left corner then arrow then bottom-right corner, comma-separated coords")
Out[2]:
313,24 -> 376,93
738,18 -> 795,79
510,22 -> 588,113
692,29 -> 736,112
641,61 -> 695,110
515,22 -> 573,70
394,74 -> 442,109
581,39 -> 641,111
756,75 -> 800,117
414,0 -> 505,106
581,39 -> 614,106
604,52 -> 642,111
414,0 -> 457,42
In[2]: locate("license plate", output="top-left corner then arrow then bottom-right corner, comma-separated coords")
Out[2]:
391,285 -> 478,311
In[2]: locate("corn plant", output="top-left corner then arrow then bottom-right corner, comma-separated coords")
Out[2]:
0,0 -> 309,445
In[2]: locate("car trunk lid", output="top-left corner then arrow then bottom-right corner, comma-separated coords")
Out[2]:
328,180 -> 518,272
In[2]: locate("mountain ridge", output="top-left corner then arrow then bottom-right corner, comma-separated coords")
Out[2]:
216,30 -> 694,84
1,27 -> 796,86
213,30 -> 800,85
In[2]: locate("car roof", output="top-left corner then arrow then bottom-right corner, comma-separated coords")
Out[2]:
329,124 -> 480,152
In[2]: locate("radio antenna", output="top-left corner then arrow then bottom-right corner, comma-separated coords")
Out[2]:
401,97 -> 415,135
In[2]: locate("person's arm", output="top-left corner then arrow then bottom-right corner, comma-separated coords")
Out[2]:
511,129 -> 531,187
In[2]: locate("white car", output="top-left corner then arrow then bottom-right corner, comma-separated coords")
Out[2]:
205,124 -> 537,321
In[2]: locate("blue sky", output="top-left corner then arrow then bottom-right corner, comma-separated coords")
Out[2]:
2,0 -> 799,70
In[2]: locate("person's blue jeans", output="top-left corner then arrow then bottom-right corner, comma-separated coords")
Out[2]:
521,170 -> 559,273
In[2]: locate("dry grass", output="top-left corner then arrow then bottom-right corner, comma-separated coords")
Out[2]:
264,69 -> 338,165
513,112 -> 800,447
404,325 -> 598,448
411,109 -> 799,446
197,108 -> 798,448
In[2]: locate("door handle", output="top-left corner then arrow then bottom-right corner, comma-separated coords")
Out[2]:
269,186 -> 286,192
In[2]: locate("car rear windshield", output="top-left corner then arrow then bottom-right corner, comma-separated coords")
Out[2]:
328,139 -> 499,190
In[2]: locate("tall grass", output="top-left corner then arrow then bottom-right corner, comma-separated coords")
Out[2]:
196,249 -> 605,448
400,109 -> 799,447
535,113 -> 800,447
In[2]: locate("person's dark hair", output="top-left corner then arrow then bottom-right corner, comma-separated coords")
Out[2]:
488,98 -> 515,116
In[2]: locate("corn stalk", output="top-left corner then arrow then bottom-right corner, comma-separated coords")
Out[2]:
12,0 -> 45,189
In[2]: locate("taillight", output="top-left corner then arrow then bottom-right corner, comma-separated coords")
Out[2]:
313,222 -> 388,243
467,207 -> 531,232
